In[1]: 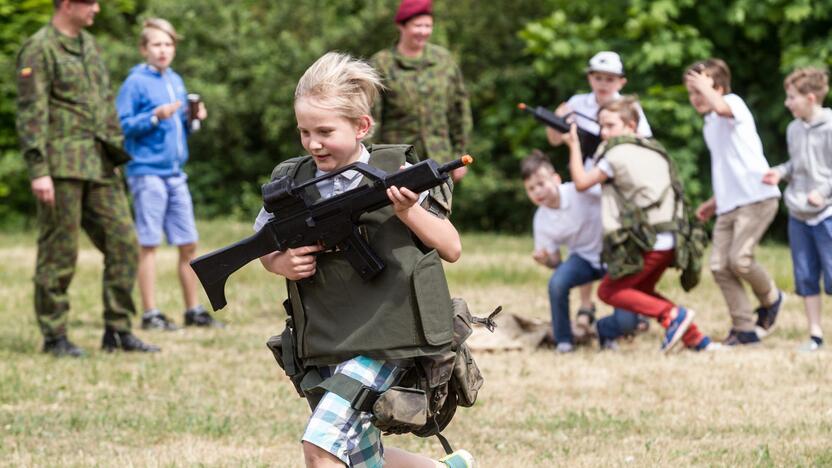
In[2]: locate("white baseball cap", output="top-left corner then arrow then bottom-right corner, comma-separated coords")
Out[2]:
586,51 -> 624,76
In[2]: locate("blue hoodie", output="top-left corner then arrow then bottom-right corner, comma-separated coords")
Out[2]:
116,64 -> 190,177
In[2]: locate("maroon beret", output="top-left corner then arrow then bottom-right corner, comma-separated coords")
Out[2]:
395,0 -> 432,24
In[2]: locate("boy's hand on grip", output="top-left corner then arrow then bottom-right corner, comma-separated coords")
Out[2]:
263,245 -> 323,280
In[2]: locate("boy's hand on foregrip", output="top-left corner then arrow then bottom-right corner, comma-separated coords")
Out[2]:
265,245 -> 323,280
387,185 -> 420,214
554,102 -> 571,117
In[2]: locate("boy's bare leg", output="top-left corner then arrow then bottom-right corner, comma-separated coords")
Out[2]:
573,282 -> 596,343
303,441 -> 345,468
384,447 -> 442,468
138,246 -> 157,311
177,242 -> 200,310
578,282 -> 594,310
804,295 -> 823,338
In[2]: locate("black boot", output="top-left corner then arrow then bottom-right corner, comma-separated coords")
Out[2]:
184,305 -> 225,328
43,336 -> 85,358
101,328 -> 161,353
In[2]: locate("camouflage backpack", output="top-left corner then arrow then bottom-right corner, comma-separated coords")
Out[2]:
600,136 -> 708,291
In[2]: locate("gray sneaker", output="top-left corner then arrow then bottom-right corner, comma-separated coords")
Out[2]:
601,339 -> 620,351
556,342 -> 574,354
141,310 -> 180,331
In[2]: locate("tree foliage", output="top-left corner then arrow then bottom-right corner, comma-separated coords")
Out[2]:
1,0 -> 830,234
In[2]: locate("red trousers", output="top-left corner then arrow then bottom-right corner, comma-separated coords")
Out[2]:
598,250 -> 703,348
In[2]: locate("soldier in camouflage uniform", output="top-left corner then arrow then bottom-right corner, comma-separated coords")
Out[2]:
371,0 -> 473,182
16,0 -> 159,357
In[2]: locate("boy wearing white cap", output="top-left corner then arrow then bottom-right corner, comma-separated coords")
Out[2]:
547,51 -> 652,147
546,51 -> 653,326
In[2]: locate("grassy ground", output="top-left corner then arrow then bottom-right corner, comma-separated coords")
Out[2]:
1,220 -> 831,467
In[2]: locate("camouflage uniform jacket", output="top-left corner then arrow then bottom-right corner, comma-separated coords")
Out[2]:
16,24 -> 128,182
371,43 -> 472,163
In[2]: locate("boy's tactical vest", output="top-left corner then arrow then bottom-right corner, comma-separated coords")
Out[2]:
270,144 -> 455,366
598,136 -> 708,291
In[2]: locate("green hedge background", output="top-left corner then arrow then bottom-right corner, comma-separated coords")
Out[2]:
2,0 -> 831,235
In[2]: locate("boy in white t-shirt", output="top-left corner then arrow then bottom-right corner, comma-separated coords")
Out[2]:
685,58 -> 784,346
522,150 -> 642,352
547,51 -> 652,149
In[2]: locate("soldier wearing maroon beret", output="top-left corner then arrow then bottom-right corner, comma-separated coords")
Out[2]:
371,0 -> 473,182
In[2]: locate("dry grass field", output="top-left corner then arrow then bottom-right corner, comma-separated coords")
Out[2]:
1,220 -> 831,467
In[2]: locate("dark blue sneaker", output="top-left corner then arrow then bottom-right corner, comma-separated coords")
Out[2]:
661,307 -> 695,353
756,291 -> 785,338
691,336 -> 722,352
723,329 -> 761,346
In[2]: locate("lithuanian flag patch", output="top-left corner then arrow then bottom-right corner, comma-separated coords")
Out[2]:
19,67 -> 33,78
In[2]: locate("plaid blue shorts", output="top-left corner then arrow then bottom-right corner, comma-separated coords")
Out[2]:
302,356 -> 401,467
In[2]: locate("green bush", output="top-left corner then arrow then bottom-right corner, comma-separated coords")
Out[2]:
2,0 -> 831,235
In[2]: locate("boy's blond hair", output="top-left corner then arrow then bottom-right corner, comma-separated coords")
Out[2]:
599,95 -> 641,128
784,67 -> 829,103
141,18 -> 178,46
685,58 -> 732,94
295,52 -> 382,137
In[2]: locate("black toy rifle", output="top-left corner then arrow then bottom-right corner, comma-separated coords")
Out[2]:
518,103 -> 602,158
191,154 -> 474,311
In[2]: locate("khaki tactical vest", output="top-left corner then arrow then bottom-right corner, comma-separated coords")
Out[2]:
271,144 -> 455,366
598,136 -> 708,290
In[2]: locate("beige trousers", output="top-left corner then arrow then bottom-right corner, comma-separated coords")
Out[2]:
710,198 -> 780,332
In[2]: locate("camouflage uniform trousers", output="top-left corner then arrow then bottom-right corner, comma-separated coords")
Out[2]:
34,177 -> 138,338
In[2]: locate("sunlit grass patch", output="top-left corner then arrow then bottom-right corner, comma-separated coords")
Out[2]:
1,221 -> 831,466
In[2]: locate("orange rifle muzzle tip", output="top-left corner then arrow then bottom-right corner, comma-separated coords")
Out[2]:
517,103 -> 527,110
461,154 -> 474,165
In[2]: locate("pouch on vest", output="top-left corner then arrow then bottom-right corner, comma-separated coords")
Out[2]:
675,217 -> 709,291
602,195 -> 657,280
265,300 -> 306,397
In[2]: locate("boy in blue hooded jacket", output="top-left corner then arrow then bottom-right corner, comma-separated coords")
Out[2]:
116,18 -> 221,330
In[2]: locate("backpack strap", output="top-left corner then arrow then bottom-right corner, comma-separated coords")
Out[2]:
269,155 -> 314,181
303,372 -> 384,413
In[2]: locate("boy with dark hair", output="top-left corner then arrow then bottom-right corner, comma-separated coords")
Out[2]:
685,58 -> 785,346
522,150 -> 642,351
